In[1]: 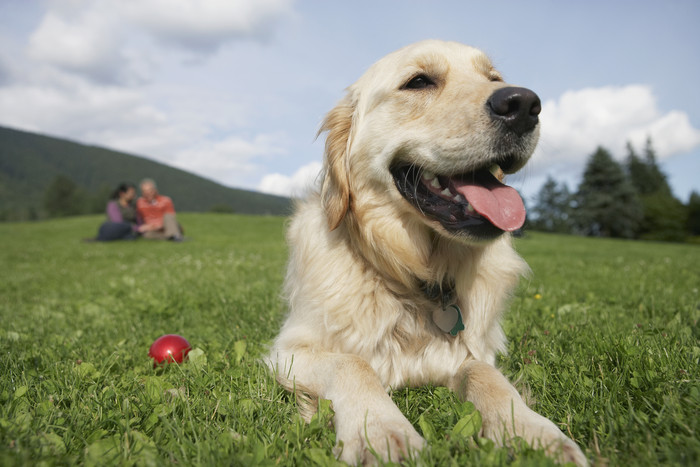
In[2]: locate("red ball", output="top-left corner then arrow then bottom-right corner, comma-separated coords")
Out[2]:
149,334 -> 191,367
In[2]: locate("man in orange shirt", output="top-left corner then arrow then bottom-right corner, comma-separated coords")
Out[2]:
136,178 -> 184,241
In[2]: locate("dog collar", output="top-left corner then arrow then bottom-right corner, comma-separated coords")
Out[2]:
421,281 -> 454,303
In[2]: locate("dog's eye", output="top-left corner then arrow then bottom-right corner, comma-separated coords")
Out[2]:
402,74 -> 436,90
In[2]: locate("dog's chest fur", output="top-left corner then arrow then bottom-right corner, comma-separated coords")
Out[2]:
278,197 -> 528,390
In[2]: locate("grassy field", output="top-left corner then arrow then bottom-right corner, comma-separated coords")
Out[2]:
1,214 -> 698,466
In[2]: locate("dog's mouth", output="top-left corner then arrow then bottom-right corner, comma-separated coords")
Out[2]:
391,161 -> 526,239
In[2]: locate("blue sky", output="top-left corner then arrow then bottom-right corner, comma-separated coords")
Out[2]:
1,0 -> 698,203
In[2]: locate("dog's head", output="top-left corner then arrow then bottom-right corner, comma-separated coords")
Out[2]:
320,40 -> 540,243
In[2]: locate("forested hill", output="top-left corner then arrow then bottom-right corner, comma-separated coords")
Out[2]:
0,125 -> 292,220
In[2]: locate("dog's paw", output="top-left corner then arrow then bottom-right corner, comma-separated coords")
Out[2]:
521,422 -> 588,467
484,410 -> 588,467
536,434 -> 587,467
334,415 -> 425,466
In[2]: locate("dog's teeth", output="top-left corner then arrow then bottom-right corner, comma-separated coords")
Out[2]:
441,188 -> 452,197
454,194 -> 466,203
489,164 -> 501,176
430,178 -> 442,189
423,171 -> 435,180
467,204 -> 475,213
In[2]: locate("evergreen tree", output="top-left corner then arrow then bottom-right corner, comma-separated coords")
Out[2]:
638,193 -> 686,242
574,146 -> 643,238
626,137 -> 686,241
531,176 -> 573,233
687,191 -> 700,236
626,138 -> 671,196
44,175 -> 85,218
626,142 -> 652,195
642,136 -> 671,195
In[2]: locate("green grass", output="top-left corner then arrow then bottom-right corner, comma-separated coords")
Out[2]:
1,214 -> 698,466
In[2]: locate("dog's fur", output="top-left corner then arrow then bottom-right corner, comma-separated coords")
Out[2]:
268,40 -> 587,466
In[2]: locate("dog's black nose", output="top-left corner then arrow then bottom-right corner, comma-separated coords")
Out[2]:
487,87 -> 541,136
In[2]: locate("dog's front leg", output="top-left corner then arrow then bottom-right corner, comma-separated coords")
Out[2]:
449,359 -> 588,466
273,350 -> 425,465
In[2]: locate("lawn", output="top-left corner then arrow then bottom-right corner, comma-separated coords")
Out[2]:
1,214 -> 698,466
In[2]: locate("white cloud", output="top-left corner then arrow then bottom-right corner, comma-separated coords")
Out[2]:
0,47 -> 16,86
27,3 -> 132,84
24,0 -> 295,84
0,78 -> 161,137
535,85 -> 700,169
627,110 -> 700,156
172,133 -> 289,187
258,161 -> 322,197
122,0 -> 294,52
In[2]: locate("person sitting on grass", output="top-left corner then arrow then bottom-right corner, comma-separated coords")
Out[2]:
96,182 -> 141,241
136,178 -> 184,241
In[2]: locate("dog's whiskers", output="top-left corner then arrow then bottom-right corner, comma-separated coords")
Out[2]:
410,162 -> 428,217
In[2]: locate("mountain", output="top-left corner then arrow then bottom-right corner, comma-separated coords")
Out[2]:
0,125 -> 292,220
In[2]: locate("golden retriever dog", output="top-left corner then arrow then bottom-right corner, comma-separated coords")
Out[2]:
268,40 -> 587,466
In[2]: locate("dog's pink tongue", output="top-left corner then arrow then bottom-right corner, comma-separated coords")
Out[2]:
452,173 -> 526,232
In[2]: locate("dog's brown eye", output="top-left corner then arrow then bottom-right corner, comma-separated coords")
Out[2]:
402,74 -> 436,90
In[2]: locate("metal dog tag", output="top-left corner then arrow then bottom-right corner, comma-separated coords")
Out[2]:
432,304 -> 465,336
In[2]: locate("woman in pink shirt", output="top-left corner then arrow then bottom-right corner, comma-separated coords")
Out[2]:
96,183 -> 142,241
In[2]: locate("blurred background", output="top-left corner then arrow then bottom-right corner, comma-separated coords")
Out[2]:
1,0 -> 698,240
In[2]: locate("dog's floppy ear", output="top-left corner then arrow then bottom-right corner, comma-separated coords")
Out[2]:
319,92 -> 355,231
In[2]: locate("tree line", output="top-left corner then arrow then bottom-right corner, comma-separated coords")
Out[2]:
40,175 -> 113,219
529,137 -> 700,242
